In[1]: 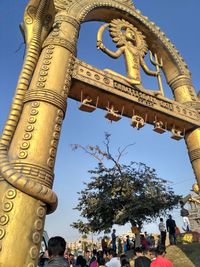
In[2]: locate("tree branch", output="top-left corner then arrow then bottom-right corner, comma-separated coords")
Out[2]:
71,144 -> 107,166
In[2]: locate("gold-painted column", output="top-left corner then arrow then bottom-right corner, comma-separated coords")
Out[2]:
0,11 -> 80,267
169,75 -> 200,188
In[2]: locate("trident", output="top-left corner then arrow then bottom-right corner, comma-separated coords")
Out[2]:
150,51 -> 164,96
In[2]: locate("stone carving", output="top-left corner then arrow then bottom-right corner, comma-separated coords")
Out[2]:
181,184 -> 200,233
97,19 -> 159,86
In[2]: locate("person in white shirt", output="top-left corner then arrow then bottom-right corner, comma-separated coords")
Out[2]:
180,202 -> 191,232
158,218 -> 166,246
105,249 -> 120,267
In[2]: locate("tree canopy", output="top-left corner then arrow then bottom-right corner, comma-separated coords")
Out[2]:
71,134 -> 181,233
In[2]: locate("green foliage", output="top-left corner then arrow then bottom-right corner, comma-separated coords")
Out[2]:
71,134 -> 181,233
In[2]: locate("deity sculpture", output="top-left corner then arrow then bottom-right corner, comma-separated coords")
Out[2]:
181,183 -> 200,208
189,183 -> 200,206
97,19 -> 159,86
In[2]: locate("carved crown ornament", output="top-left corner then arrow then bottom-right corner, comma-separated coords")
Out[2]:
52,0 -> 190,86
54,0 -> 135,10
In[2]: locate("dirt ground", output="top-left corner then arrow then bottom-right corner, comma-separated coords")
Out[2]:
166,243 -> 200,267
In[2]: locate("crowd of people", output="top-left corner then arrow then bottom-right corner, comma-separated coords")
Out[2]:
38,222 -> 176,267
37,200 -> 192,266
158,212 -> 190,247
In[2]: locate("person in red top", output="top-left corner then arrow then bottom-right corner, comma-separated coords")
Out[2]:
151,246 -> 174,267
140,234 -> 149,250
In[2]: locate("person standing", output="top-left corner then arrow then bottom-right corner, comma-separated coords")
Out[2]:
166,215 -> 176,245
117,238 -> 123,254
140,234 -> 149,250
158,218 -> 166,246
68,253 -> 76,267
180,202 -> 191,232
101,237 -> 108,253
105,248 -> 121,267
111,229 -> 117,253
84,250 -> 91,267
149,248 -> 157,262
150,246 -> 174,267
97,250 -> 106,267
134,247 -> 151,267
89,249 -> 98,267
46,236 -> 69,267
76,255 -> 87,267
126,235 -> 131,251
120,254 -> 130,267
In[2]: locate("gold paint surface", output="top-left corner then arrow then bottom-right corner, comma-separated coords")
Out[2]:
0,1 -> 200,266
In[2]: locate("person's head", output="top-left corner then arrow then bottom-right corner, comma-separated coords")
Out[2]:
120,253 -> 127,261
120,253 -> 130,267
149,248 -> 157,260
160,218 -> 163,222
76,255 -> 87,267
112,229 -> 116,233
69,253 -> 74,260
97,251 -> 105,265
168,215 -> 172,219
107,248 -> 116,259
92,249 -> 97,256
140,234 -> 145,240
48,236 -> 66,258
134,247 -> 143,257
121,258 -> 130,267
103,251 -> 107,260
156,245 -> 166,256
85,250 -> 91,258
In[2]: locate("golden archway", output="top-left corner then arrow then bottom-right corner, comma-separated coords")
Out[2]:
0,1 -> 200,266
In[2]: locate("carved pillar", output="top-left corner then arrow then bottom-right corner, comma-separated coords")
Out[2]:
169,75 -> 200,187
0,11 -> 80,267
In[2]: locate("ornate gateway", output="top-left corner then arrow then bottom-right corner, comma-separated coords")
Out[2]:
0,1 -> 200,266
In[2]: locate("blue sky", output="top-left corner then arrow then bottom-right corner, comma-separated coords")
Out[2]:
1,1 -> 200,241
